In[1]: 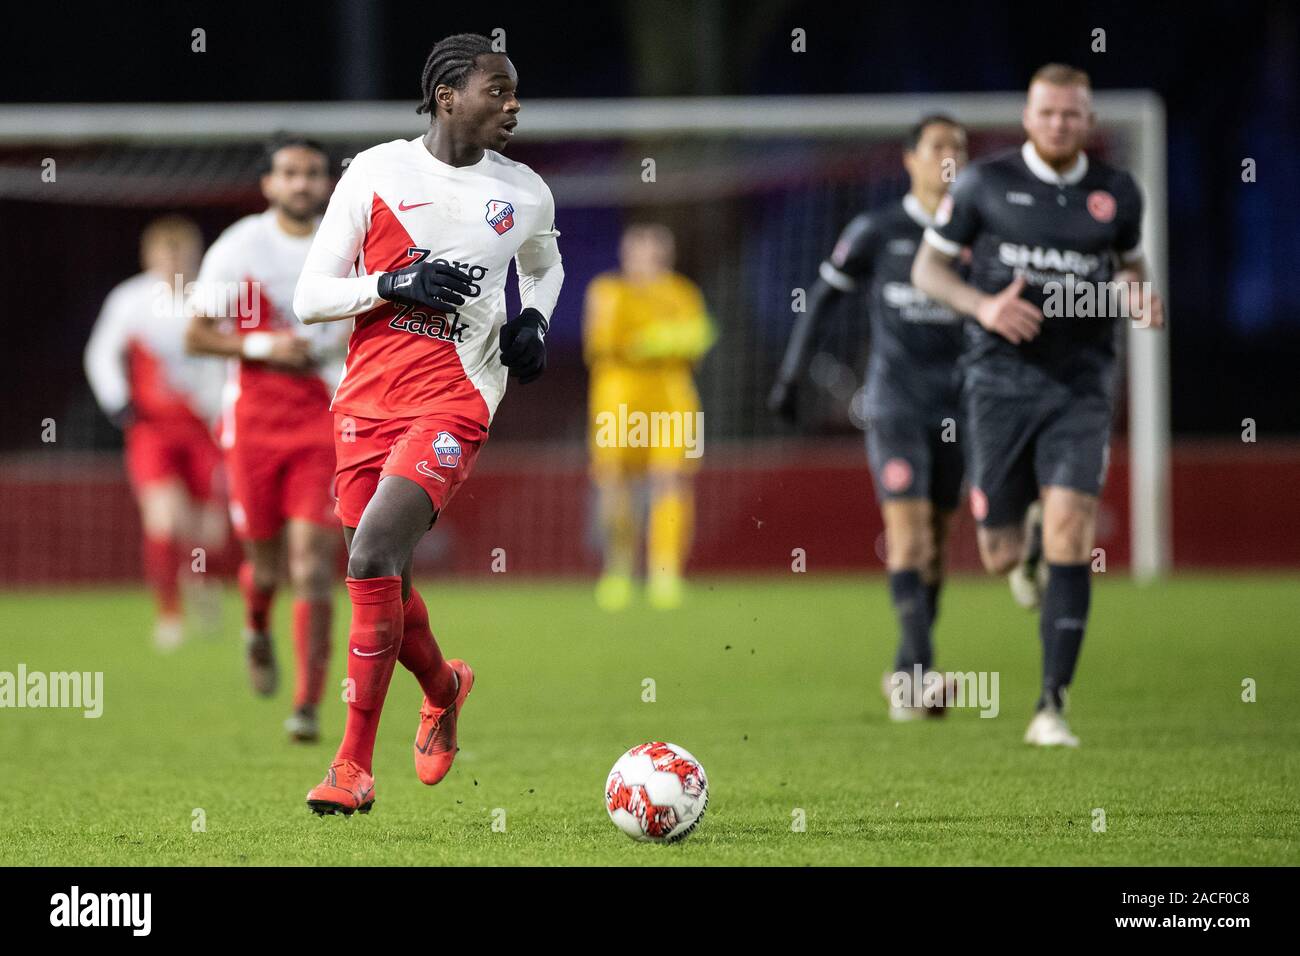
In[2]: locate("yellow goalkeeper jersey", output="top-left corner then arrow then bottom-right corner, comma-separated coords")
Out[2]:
583,270 -> 715,470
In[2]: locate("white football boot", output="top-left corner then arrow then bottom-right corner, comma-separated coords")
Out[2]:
153,614 -> 184,652
882,669 -> 951,721
284,707 -> 320,743
883,671 -> 924,721
1024,707 -> 1080,747
1008,501 -> 1047,609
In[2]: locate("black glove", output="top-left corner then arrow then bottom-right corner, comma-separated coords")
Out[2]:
499,308 -> 548,384
767,378 -> 799,424
377,261 -> 474,312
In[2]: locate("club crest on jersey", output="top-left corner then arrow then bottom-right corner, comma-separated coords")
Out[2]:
1087,190 -> 1117,223
485,199 -> 515,235
432,431 -> 462,468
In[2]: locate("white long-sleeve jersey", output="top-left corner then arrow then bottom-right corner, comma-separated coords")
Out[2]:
189,210 -> 349,448
85,272 -> 224,425
293,137 -> 563,427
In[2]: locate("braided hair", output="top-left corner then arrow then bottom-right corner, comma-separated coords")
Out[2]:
416,33 -> 498,116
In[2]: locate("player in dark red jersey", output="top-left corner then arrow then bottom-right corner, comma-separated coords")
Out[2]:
293,34 -> 563,814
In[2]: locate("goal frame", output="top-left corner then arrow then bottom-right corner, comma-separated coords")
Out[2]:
0,92 -> 1171,579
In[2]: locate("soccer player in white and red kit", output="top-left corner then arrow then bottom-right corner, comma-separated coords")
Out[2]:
186,137 -> 350,742
85,216 -> 228,650
293,34 -> 563,815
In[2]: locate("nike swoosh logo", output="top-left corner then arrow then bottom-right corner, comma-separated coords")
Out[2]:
352,647 -> 390,658
398,200 -> 433,211
416,460 -> 447,482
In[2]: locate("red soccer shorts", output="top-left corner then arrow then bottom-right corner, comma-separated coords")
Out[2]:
225,438 -> 337,540
125,418 -> 223,503
332,412 -> 486,529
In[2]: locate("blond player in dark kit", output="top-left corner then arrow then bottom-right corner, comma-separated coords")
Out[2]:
912,65 -> 1165,746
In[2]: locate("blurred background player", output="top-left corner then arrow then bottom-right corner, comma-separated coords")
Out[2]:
186,136 -> 348,742
769,116 -> 969,719
84,216 -> 227,651
584,224 -> 715,611
912,65 -> 1165,746
293,34 -> 563,815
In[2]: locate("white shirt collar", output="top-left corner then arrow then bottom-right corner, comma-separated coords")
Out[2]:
902,193 -> 935,228
1021,141 -> 1088,186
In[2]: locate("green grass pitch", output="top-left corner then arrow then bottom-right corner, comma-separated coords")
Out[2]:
0,575 -> 1296,866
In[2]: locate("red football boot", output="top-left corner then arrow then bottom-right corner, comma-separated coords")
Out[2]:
306,759 -> 375,816
414,660 -> 474,785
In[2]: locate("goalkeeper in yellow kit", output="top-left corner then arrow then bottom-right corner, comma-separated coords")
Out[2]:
584,224 -> 715,611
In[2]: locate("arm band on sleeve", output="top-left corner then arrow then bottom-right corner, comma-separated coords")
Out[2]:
819,260 -> 858,293
922,227 -> 962,257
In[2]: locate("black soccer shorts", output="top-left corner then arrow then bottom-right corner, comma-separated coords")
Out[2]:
963,381 -> 1114,528
865,415 -> 965,512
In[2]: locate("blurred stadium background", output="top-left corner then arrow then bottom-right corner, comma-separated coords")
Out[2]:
2,0 -> 1298,587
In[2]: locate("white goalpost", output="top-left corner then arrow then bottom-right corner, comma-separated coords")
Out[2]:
0,91 -> 1171,579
